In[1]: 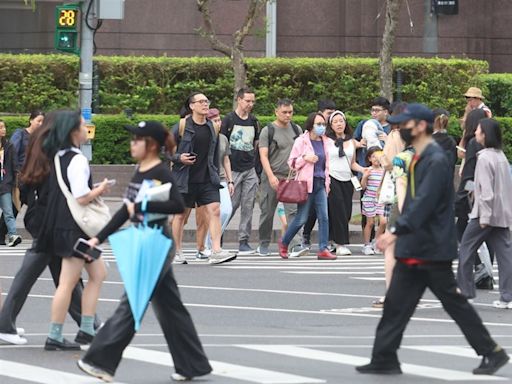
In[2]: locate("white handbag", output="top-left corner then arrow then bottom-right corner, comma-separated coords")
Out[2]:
54,153 -> 111,237
378,171 -> 395,205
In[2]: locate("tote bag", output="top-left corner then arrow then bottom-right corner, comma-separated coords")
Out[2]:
54,153 -> 111,237
277,169 -> 308,204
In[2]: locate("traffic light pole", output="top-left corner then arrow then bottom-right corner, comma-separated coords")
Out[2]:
80,0 -> 94,160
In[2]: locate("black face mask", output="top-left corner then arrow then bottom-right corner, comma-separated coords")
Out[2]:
399,128 -> 414,146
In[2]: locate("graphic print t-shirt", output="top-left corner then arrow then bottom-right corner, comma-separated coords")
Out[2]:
221,112 -> 259,172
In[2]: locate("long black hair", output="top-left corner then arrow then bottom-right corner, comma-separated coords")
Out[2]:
42,109 -> 82,158
462,109 -> 486,147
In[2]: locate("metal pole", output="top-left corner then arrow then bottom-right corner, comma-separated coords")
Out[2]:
80,0 -> 94,160
265,0 -> 276,58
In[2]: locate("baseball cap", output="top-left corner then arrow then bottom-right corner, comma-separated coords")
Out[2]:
387,103 -> 434,125
124,121 -> 168,146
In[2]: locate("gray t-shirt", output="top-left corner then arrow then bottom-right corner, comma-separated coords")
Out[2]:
259,123 -> 298,178
218,134 -> 231,182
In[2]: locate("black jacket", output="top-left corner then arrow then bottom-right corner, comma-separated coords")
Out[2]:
433,131 -> 457,171
454,138 -> 482,217
394,141 -> 458,262
169,117 -> 220,194
0,141 -> 16,195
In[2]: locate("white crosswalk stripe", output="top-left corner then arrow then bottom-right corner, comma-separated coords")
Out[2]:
236,345 -> 509,382
0,343 -> 509,383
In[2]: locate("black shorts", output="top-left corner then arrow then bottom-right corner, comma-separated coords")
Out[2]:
183,183 -> 220,208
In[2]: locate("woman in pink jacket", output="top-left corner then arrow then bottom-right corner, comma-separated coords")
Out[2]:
278,112 -> 336,260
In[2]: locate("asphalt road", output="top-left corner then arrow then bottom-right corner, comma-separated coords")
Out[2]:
1,241 -> 511,384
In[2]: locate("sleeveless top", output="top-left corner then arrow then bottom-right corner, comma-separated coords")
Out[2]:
329,140 -> 355,182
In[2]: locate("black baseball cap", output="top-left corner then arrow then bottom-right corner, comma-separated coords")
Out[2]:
387,103 -> 435,125
124,121 -> 167,146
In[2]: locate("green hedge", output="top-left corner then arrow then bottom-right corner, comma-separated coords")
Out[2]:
2,113 -> 511,164
0,54 -> 488,117
479,74 -> 512,117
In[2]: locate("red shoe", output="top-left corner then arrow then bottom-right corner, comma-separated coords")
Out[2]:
278,239 -> 289,259
317,249 -> 337,260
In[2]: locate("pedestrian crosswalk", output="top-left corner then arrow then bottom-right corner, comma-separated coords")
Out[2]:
0,342 -> 509,383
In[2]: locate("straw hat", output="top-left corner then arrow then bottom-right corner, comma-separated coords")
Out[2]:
464,87 -> 485,100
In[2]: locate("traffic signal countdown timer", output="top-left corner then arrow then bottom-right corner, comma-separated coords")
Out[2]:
54,4 -> 80,54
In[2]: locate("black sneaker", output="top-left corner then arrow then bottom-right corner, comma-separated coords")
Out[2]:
44,337 -> 81,351
473,348 -> 509,375
356,362 -> 402,375
75,330 -> 94,345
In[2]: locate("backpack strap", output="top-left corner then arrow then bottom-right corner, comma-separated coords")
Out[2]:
291,122 -> 302,139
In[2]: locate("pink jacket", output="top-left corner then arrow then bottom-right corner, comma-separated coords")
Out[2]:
287,132 -> 332,193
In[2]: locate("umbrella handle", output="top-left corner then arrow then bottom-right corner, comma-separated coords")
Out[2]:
141,197 -> 148,227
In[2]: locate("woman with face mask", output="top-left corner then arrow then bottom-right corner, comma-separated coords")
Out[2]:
278,112 -> 336,260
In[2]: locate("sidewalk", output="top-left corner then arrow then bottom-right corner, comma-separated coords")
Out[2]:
15,197 -> 364,245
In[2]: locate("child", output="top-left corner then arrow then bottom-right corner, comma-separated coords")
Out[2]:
277,202 -> 288,238
361,146 -> 387,255
78,121 -> 212,382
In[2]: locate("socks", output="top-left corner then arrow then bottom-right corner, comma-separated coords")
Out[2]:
80,315 -> 95,336
48,323 -> 64,342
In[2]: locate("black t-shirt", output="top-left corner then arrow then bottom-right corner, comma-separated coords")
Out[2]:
221,112 -> 259,172
189,122 -> 212,184
96,162 -> 185,243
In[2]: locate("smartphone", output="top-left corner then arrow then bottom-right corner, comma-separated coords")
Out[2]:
189,152 -> 198,158
93,179 -> 116,188
351,176 -> 363,192
456,145 -> 466,153
73,238 -> 103,260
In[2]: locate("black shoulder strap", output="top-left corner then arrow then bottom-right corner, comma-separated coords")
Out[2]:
224,112 -> 235,139
267,123 -> 275,146
291,123 -> 301,139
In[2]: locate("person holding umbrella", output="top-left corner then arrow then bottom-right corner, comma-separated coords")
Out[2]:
78,121 -> 212,383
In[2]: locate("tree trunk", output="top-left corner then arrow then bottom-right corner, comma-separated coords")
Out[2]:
379,0 -> 403,102
232,48 -> 247,108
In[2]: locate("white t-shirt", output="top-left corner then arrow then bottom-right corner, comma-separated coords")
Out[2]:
58,147 -> 91,198
329,140 -> 355,182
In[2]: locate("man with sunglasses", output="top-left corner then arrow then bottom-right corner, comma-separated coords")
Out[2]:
356,103 -> 509,377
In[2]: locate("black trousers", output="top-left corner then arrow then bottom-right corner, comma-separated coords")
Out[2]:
0,241 -> 94,333
328,178 -> 353,245
371,261 -> 496,366
83,264 -> 212,378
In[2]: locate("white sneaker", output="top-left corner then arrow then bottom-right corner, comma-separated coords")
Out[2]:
209,250 -> 237,265
493,300 -> 512,309
17,327 -> 25,336
362,245 -> 375,255
289,245 -> 309,258
336,245 -> 352,256
173,253 -> 188,264
77,359 -> 113,382
171,372 -> 192,381
0,332 -> 27,345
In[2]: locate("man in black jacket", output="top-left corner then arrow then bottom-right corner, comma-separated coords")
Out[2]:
356,104 -> 509,376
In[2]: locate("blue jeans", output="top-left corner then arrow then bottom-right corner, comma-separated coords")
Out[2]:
282,177 -> 328,251
0,192 -> 17,236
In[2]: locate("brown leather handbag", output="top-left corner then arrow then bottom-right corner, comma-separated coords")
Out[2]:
277,169 -> 308,204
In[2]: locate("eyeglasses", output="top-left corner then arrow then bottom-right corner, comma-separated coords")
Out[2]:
191,99 -> 211,105
371,108 -> 384,113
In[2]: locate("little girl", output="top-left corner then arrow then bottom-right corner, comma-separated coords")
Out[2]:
361,146 -> 387,255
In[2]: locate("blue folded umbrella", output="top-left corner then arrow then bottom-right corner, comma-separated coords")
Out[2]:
109,223 -> 172,331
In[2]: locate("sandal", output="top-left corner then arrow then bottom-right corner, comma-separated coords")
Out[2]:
372,297 -> 385,308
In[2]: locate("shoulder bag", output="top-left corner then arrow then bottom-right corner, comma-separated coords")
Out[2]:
277,168 -> 308,204
54,153 -> 111,237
